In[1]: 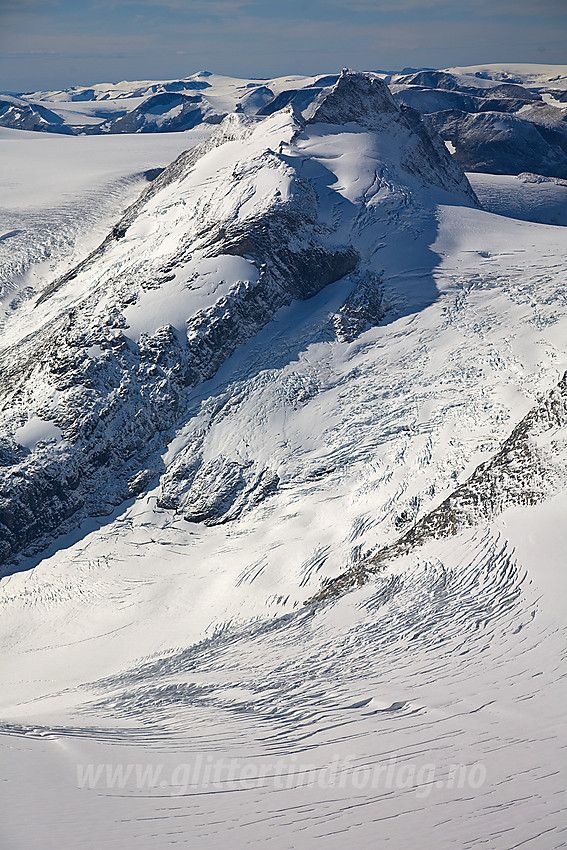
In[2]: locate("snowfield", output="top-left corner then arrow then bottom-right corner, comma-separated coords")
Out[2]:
0,70 -> 566,849
467,171 -> 567,227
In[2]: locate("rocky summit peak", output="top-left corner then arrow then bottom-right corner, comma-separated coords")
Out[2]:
304,70 -> 398,127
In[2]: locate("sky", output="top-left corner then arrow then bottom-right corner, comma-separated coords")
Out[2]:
0,0 -> 566,93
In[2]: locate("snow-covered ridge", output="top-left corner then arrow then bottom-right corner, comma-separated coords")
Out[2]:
2,71 -> 329,135
441,63 -> 567,91
4,63 -> 565,137
389,64 -> 567,180
0,71 -> 476,567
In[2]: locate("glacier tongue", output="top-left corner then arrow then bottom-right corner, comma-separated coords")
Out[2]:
0,71 -> 477,567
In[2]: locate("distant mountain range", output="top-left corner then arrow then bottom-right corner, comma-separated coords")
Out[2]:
2,63 -> 567,178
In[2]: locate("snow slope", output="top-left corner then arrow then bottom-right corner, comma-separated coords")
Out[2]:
443,63 -> 567,92
16,64 -> 567,138
468,171 -> 567,226
1,70 -> 567,849
389,64 -> 567,180
0,71 -> 475,566
7,64 -> 567,186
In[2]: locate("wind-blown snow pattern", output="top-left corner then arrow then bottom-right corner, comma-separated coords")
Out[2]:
1,69 -> 567,849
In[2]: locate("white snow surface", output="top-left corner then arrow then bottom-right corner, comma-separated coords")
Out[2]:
1,78 -> 567,849
13,415 -> 63,449
468,171 -> 567,226
123,254 -> 261,341
22,71 -> 328,129
18,63 -> 567,142
442,62 -> 567,91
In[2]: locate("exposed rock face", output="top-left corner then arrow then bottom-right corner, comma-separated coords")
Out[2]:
261,73 -> 476,201
159,449 -> 280,524
306,372 -> 567,604
0,71 -> 477,568
304,72 -> 400,124
393,87 -> 537,116
395,70 -> 542,102
397,104 -> 478,198
394,70 -> 467,91
330,272 -> 386,342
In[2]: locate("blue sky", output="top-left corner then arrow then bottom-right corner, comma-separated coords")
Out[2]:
1,0 -> 566,92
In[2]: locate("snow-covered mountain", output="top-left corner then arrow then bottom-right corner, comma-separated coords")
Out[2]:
5,63 -> 567,179
5,71 -> 330,134
0,71 -> 476,566
390,64 -> 567,179
1,67 -> 567,850
0,93 -> 75,134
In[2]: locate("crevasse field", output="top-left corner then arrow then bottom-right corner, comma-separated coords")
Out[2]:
1,69 -> 566,849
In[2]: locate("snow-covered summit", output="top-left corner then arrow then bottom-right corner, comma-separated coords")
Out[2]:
0,71 -> 476,566
6,64 -> 567,184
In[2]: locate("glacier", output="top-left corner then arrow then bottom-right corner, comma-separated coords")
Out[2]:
0,68 -> 566,850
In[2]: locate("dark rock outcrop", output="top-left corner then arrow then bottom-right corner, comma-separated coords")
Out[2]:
0,96 -> 75,135
93,92 -> 213,134
391,70 -> 567,179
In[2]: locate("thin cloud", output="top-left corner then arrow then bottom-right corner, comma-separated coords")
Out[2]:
326,0 -> 564,9
92,0 -> 253,12
0,0 -> 564,91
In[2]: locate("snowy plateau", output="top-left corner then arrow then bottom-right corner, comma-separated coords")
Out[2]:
0,66 -> 566,849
